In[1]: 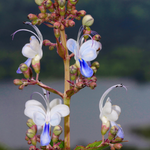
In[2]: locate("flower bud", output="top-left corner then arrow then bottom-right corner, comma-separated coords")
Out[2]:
110,146 -> 115,150
39,5 -> 46,13
28,140 -> 32,145
69,0 -> 79,5
49,45 -> 55,50
18,84 -> 25,90
90,76 -> 97,82
71,9 -> 77,15
101,124 -> 110,135
58,0 -> 66,7
26,119 -> 35,128
68,20 -> 75,27
53,144 -> 61,149
59,6 -> 66,16
48,4 -> 55,12
53,125 -> 63,136
114,143 -> 123,150
76,82 -> 84,89
23,67 -> 33,79
82,15 -> 94,27
30,125 -> 37,134
29,145 -> 36,150
19,63 -> 28,72
54,22 -> 61,29
13,79 -> 23,85
69,65 -> 77,74
54,28 -> 60,38
50,12 -> 57,20
52,133 -> 59,143
28,14 -> 38,20
75,16 -> 81,20
44,0 -> 52,8
89,82 -> 97,89
91,66 -> 97,74
35,0 -> 44,5
92,61 -> 100,69
43,39 -> 51,46
108,126 -> 118,140
31,136 -> 37,146
112,136 -> 123,143
26,129 -> 36,139
70,74 -> 76,81
25,136 -> 30,141
32,19 -> 41,25
93,34 -> 101,41
38,13 -> 47,19
77,10 -> 86,17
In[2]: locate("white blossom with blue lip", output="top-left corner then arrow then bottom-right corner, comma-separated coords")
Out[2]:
99,84 -> 127,138
12,22 -> 43,74
66,27 -> 102,77
24,88 -> 70,146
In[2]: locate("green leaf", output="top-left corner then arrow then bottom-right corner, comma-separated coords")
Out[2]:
74,145 -> 85,150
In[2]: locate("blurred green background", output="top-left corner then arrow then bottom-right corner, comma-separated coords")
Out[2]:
1,0 -> 150,82
1,0 -> 150,150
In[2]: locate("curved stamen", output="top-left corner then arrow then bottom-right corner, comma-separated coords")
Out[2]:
79,33 -> 93,46
11,29 -> 40,41
25,22 -> 43,47
99,84 -> 127,112
30,92 -> 48,107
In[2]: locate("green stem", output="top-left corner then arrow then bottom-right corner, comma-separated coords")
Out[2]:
60,30 -> 71,150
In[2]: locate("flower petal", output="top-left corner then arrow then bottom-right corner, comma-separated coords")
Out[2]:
66,38 -> 77,53
22,43 -> 37,58
112,105 -> 121,116
50,112 -> 61,126
79,59 -> 93,77
40,122 -> 51,146
51,104 -> 70,117
104,109 -> 119,122
49,98 -> 62,109
33,111 -> 45,126
25,100 -> 46,112
24,105 -> 46,119
102,97 -> 112,114
80,40 -> 98,61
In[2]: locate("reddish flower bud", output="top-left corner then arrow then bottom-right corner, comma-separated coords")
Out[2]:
77,10 -> 86,17
29,145 -> 36,150
13,79 -> 23,85
59,6 -> 66,16
50,12 -> 57,20
76,82 -> 84,89
114,143 -> 123,150
44,0 -> 52,8
69,0 -> 79,5
39,5 -> 46,13
90,76 -> 97,82
89,82 -> 97,89
18,84 -> 25,90
93,34 -> 101,41
53,22 -> 61,29
71,9 -> 77,15
28,14 -> 38,20
38,13 -> 47,19
68,20 -> 75,27
48,4 -> 55,12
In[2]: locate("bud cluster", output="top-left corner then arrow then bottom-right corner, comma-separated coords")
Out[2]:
69,61 -> 100,93
25,119 -> 38,147
101,124 -> 124,150
27,0 -> 86,35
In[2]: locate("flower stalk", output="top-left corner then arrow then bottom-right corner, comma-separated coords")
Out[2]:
60,29 -> 71,150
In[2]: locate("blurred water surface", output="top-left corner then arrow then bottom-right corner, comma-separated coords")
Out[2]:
0,78 -> 150,149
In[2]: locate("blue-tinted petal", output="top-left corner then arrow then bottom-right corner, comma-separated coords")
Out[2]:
111,121 -> 124,139
16,67 -> 22,74
40,122 -> 51,146
117,125 -> 124,139
24,58 -> 32,67
79,59 -> 93,77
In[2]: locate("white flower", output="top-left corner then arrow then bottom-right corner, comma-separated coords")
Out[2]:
12,22 -> 43,74
66,26 -> 102,77
24,88 -> 70,146
99,84 -> 127,138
